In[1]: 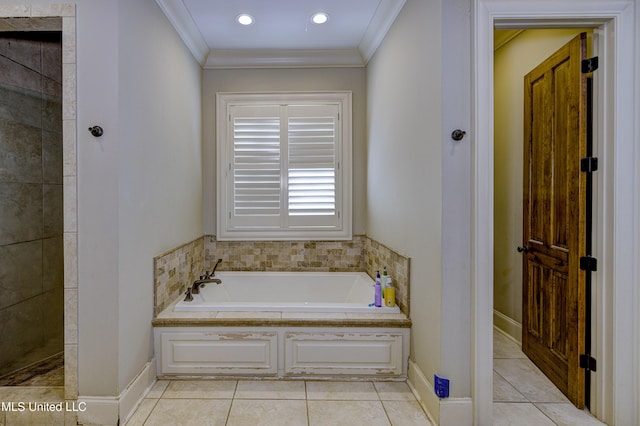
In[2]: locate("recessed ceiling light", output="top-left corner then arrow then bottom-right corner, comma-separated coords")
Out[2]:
237,14 -> 254,26
311,12 -> 329,25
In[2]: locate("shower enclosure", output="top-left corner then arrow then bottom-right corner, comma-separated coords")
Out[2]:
0,23 -> 64,385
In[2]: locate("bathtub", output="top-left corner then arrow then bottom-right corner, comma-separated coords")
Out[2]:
174,271 -> 400,313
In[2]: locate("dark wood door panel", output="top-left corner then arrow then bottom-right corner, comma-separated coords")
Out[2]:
522,32 -> 587,408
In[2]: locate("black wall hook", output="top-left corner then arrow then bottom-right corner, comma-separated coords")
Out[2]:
88,126 -> 104,137
451,129 -> 466,141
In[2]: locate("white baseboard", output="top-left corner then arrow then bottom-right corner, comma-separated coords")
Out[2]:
408,359 -> 440,423
493,310 -> 522,344
78,359 -> 156,425
76,396 -> 118,426
407,359 -> 473,426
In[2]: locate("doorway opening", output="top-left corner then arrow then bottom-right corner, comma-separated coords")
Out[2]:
474,2 -> 638,424
0,23 -> 63,387
493,27 -> 599,421
0,7 -> 78,404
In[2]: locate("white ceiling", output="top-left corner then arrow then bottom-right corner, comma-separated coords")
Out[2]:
156,0 -> 406,68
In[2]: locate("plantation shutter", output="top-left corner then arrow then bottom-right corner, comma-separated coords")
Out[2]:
287,105 -> 340,228
228,105 -> 282,228
218,92 -> 351,240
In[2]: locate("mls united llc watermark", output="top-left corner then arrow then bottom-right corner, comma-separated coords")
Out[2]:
1,401 -> 86,412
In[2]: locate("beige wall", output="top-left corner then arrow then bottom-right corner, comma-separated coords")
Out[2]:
366,0 -> 443,392
201,67 -> 367,236
494,28 -> 590,339
74,0 -> 203,396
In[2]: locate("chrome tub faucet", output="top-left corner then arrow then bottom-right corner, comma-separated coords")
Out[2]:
190,259 -> 223,295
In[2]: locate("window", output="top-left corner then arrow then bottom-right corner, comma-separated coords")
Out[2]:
216,92 -> 352,240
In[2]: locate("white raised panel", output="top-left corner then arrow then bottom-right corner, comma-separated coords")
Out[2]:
160,332 -> 277,375
284,332 -> 404,376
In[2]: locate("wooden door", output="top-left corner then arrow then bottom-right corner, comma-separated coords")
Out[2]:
521,33 -> 587,408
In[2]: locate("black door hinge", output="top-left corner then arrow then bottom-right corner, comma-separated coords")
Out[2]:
582,57 -> 599,73
580,354 -> 597,371
580,256 -> 598,271
581,157 -> 598,173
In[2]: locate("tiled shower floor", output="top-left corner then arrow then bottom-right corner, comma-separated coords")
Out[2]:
493,329 -> 606,425
0,353 -> 64,387
123,379 -> 433,425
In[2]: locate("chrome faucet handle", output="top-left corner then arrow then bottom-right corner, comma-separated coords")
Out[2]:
192,281 -> 205,294
184,287 -> 193,301
212,259 -> 223,276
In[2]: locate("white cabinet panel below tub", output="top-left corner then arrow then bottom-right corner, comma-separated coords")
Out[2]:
284,332 -> 404,376
160,331 -> 277,375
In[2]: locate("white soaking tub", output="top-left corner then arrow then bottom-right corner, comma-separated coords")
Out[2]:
174,271 -> 400,313
155,271 -> 410,378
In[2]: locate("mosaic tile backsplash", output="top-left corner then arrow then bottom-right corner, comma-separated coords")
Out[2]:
154,235 -> 410,316
153,237 -> 204,316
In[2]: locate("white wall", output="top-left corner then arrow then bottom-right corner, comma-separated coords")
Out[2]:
74,0 -> 202,396
493,29 -> 589,338
202,68 -> 366,236
76,0 -> 120,396
366,0 -> 444,393
115,0 -> 202,391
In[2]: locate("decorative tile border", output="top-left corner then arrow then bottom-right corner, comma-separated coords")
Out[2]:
204,235 -> 365,272
154,235 -> 411,316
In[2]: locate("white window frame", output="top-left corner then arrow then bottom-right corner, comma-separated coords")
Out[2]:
216,92 -> 352,240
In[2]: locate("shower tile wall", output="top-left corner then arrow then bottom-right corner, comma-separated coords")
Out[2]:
0,32 -> 63,377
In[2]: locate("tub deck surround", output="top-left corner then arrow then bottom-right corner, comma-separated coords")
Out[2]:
153,238 -> 412,379
153,297 -> 411,328
153,298 -> 411,379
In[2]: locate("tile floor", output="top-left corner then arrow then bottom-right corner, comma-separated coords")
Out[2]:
0,353 -> 64,386
122,330 -> 608,425
493,329 -> 606,425
123,379 -> 433,426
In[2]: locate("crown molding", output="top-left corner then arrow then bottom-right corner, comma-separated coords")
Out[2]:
358,0 -> 407,63
204,49 -> 365,69
155,0 -> 209,66
156,0 -> 406,68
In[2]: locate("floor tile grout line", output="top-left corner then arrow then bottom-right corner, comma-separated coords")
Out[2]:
138,397 -> 159,426
492,368 -> 530,403
531,401 -> 564,426
305,380 -> 311,426
378,397 -> 394,426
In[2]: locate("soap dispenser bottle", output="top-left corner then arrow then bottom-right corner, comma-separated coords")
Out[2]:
374,271 -> 382,307
382,266 -> 389,298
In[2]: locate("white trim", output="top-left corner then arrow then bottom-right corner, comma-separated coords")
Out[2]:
493,310 -> 522,344
408,359 -> 440,423
358,0 -> 407,63
408,359 -> 473,426
473,1 -> 638,425
204,49 -> 365,69
440,398 -> 474,426
216,91 -> 353,241
76,396 -> 118,426
155,0 -> 209,66
155,1 -> 406,68
78,360 -> 156,425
